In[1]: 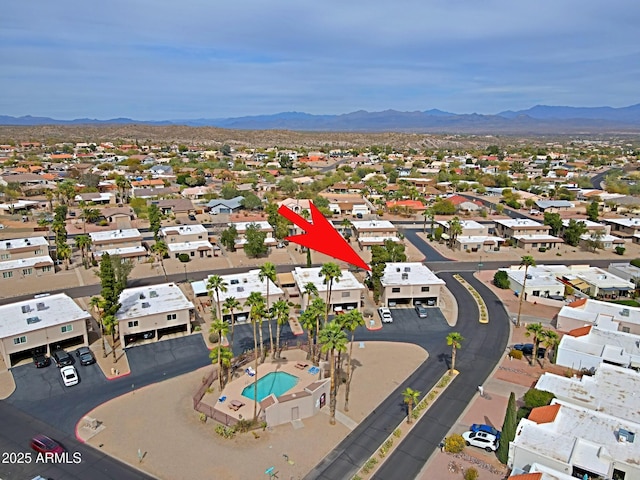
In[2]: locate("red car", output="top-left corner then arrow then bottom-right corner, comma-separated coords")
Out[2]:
30,434 -> 65,454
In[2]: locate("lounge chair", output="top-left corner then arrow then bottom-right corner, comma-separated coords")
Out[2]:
295,362 -> 308,370
218,395 -> 227,403
229,400 -> 245,411
308,366 -> 320,375
246,367 -> 256,376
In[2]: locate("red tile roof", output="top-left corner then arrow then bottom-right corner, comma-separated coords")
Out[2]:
568,325 -> 592,337
567,298 -> 587,308
509,474 -> 542,480
528,404 -> 561,424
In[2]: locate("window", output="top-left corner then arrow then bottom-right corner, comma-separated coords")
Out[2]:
41,266 -> 52,272
532,243 -> 538,248
622,326 -> 631,333
0,254 -> 9,260
190,251 -> 195,257
341,292 -> 350,298
463,245 -> 468,250
392,287 -> 401,293
22,268 -> 33,276
3,271 -> 13,279
35,249 -> 44,255
167,313 -> 177,321
13,336 -> 27,345
128,320 -> 139,328
421,286 -> 430,292
61,324 -> 73,333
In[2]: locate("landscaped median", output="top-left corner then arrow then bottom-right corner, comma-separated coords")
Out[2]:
454,274 -> 489,323
352,370 -> 458,480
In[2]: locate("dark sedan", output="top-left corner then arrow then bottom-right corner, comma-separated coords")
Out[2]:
32,352 -> 51,368
51,349 -> 73,367
75,346 -> 96,366
513,343 -> 534,355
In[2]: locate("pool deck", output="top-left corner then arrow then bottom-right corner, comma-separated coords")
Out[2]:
202,349 -> 320,422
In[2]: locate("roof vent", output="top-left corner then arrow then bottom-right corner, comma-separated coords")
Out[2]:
21,305 -> 31,314
142,302 -> 151,308
139,293 -> 146,299
5,242 -> 10,248
26,316 -> 41,325
237,286 -> 244,292
36,302 -> 47,311
404,267 -> 411,272
618,429 -> 635,443
621,309 -> 630,317
396,268 -> 401,273
230,279 -> 239,285
401,273 -> 409,280
150,290 -> 158,298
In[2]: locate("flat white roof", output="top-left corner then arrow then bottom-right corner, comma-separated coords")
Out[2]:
351,220 -> 396,231
160,224 -> 208,236
495,218 -> 545,228
437,219 -> 485,230
191,270 -> 283,301
95,246 -> 147,258
536,363 -> 640,424
559,298 -> 640,326
90,228 -> 142,243
0,293 -> 90,339
381,262 -> 445,287
292,267 -> 365,293
573,268 -> 633,289
116,283 -> 194,321
562,218 -> 603,228
358,236 -> 400,244
505,269 -> 565,288
513,234 -> 564,242
230,221 -> 273,233
604,217 -> 640,228
560,324 -> 640,365
166,240 -> 213,252
514,400 -> 640,475
0,255 -> 54,272
456,235 -> 504,244
580,233 -> 623,243
608,262 -> 640,278
0,236 -> 48,251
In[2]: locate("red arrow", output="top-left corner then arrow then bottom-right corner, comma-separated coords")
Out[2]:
278,203 -> 370,271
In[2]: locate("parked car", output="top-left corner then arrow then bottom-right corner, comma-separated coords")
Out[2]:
415,303 -> 428,318
426,298 -> 436,306
537,347 -> 547,359
142,331 -> 155,339
75,346 -> 96,366
378,307 -> 393,323
462,430 -> 499,452
188,214 -> 197,221
32,352 -> 51,368
513,343 -> 534,355
51,349 -> 73,367
60,365 -> 79,387
470,423 -> 501,439
30,434 -> 65,455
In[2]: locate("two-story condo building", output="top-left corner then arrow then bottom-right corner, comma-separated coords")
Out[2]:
160,224 -> 214,258
379,262 -> 445,308
230,221 -> 277,249
89,228 -> 147,261
292,267 -> 365,312
0,236 -> 54,280
350,220 -> 399,249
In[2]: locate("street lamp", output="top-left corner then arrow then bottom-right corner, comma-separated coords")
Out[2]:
183,264 -> 188,283
478,255 -> 483,272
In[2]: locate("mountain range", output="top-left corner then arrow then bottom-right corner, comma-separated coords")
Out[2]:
2,104 -> 640,134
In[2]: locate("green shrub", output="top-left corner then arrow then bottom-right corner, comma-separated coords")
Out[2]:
393,429 -> 402,438
523,388 -> 556,409
214,424 -> 235,439
437,375 -> 452,388
361,457 -> 378,474
209,332 -> 220,343
234,418 -> 255,433
538,247 -> 547,252
631,258 -> 640,268
178,253 -> 190,262
493,270 -> 510,289
464,467 -> 479,480
509,349 -> 523,360
444,434 -> 465,453
615,246 -> 626,255
199,412 -> 207,423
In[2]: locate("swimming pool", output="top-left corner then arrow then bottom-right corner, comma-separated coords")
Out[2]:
242,371 -> 299,402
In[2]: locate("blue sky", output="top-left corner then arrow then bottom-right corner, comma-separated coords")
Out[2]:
1,0 -> 639,120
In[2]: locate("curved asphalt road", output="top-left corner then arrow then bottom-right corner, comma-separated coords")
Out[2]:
305,272 -> 510,480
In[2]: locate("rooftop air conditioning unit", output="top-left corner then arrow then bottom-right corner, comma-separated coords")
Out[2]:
621,309 -> 630,317
21,305 -> 31,314
404,267 -> 411,272
36,302 -> 46,311
139,293 -> 146,299
401,273 -> 408,280
142,302 -> 151,308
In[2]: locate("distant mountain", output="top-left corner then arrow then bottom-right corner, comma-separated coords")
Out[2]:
2,103 -> 640,133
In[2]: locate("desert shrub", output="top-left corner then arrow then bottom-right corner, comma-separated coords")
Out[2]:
444,434 -> 465,453
437,374 -> 452,388
538,247 -> 547,252
493,270 -> 510,289
523,388 -> 556,410
509,349 -> 523,360
615,246 -> 626,255
464,467 -> 479,480
178,253 -> 190,262
214,424 -> 235,439
234,418 -> 255,433
361,457 -> 378,474
393,429 -> 402,438
209,332 -> 220,343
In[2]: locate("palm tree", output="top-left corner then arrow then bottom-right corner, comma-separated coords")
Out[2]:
45,189 -> 54,212
206,275 -> 228,321
336,309 -> 365,412
402,387 -> 421,424
421,208 -> 433,234
115,175 -> 131,204
340,218 -> 351,237
516,255 -> 537,328
525,322 -> 545,365
222,296 -> 240,353
57,242 -> 72,270
299,308 -> 317,361
319,321 -> 348,425
74,234 -> 92,268
309,297 -> 327,363
540,329 -> 560,367
302,282 -> 318,311
319,262 -> 342,326
89,296 -> 107,358
259,262 -> 277,358
151,240 -> 169,281
81,206 -> 100,234
448,216 -> 462,249
210,319 -> 230,389
245,291 -> 265,420
272,299 -> 290,358
446,332 -> 464,374
102,314 -> 118,361
210,346 -> 234,388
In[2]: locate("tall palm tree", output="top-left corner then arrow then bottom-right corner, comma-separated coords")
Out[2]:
151,240 -> 169,281
210,346 -> 234,387
421,208 -> 433,234
259,262 -> 278,358
516,255 -> 537,328
525,322 -> 545,364
340,218 -> 352,237
319,321 -> 348,425
336,309 -> 365,412
207,275 -> 228,321
309,297 -> 327,363
540,329 -> 559,367
89,296 -> 107,358
245,291 -> 265,420
81,206 -> 100,234
299,308 -> 316,361
302,282 -> 318,311
222,296 -> 240,354
448,216 -> 463,249
319,262 -> 342,326
272,299 -> 290,358
57,242 -> 72,270
115,175 -> 131,204
45,189 -> 54,212
446,332 -> 464,374
74,234 -> 92,268
402,387 -> 421,424
210,319 -> 230,389
102,314 -> 118,361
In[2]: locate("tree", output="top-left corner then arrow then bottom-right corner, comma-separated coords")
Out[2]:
221,183 -> 239,200
74,234 -> 92,268
402,387 -> 421,424
89,296 -> 107,358
543,212 -> 563,236
525,322 -> 545,365
210,346 -> 234,388
540,329 -> 559,367
319,262 -> 342,326
102,314 -> 118,362
272,299 -> 290,358
586,200 -> 599,221
447,216 -> 463,249
515,255 -> 536,328
584,230 -> 605,252
302,281 -> 319,309
148,203 -> 161,240
493,270 -> 510,289
336,309 -> 365,412
308,297 -> 327,363
299,307 -> 317,362
246,291 -> 265,419
210,319 -> 230,389
422,207 -> 435,234
496,392 -> 517,464
57,242 -> 72,270
245,291 -> 266,362
110,255 -> 133,295
265,202 -> 291,240
151,240 -> 169,281
244,223 -> 268,258
241,192 -> 262,210
115,175 -> 131,204
259,262 -> 277,358
319,321 -> 348,425
432,198 -> 456,215
220,225 -> 238,252
222,296 -> 241,354
446,332 -> 464,374
562,219 -> 587,247
81,206 -> 100,234
207,275 -> 228,321
56,180 -> 76,205
45,189 -> 54,212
